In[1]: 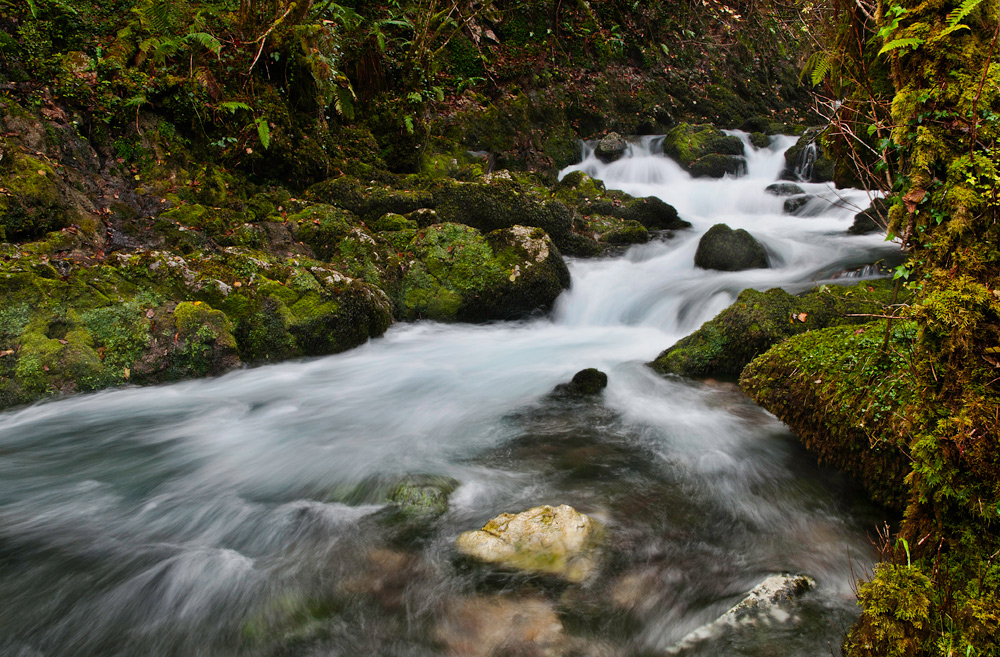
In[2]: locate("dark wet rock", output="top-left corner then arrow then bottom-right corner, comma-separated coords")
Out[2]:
553,368 -> 609,396
694,224 -> 769,271
848,197 -> 888,235
782,128 -> 834,183
618,196 -> 689,230
595,132 -> 628,163
662,123 -> 745,179
455,504 -> 603,582
765,182 -> 805,197
649,279 -> 902,378
782,195 -> 815,215
398,223 -> 570,322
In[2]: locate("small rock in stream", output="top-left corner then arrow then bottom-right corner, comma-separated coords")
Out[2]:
552,368 -> 608,397
595,132 -> 627,163
665,573 -> 816,654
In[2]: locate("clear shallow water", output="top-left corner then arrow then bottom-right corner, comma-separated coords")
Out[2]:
0,136 -> 895,657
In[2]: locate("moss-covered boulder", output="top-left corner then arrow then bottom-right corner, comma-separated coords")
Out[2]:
305,176 -> 433,220
661,123 -> 745,178
617,196 -> 688,231
649,279 -> 902,378
0,151 -> 68,241
398,223 -> 569,322
455,504 -> 603,582
693,224 -> 768,271
740,320 -> 916,509
552,368 -> 609,396
782,128 -> 834,183
590,217 -> 649,245
430,177 -> 574,252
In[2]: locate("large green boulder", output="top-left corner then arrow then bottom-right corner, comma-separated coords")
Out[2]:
649,279 -> 901,378
662,123 -> 745,178
693,224 -> 769,271
398,223 -> 569,322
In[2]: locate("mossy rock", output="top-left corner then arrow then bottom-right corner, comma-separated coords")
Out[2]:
617,196 -> 689,230
596,219 -> 649,245
650,279 -> 902,379
740,320 -> 915,509
595,132 -> 627,163
553,171 -> 606,206
389,474 -> 460,516
0,152 -> 66,241
688,153 -> 745,179
552,368 -> 609,396
305,176 -> 432,220
286,204 -> 357,259
782,195 -> 815,216
398,223 -> 569,322
430,177 -> 574,250
661,123 -> 745,177
693,224 -> 768,271
749,132 -> 771,149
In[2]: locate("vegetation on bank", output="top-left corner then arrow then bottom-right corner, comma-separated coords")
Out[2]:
742,0 -> 1000,654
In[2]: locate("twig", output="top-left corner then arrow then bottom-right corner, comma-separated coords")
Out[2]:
248,3 -> 295,76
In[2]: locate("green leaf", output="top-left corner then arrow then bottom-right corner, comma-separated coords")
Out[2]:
27,0 -> 38,18
255,117 -> 270,150
403,115 -> 414,135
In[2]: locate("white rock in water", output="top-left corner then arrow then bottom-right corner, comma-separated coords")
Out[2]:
666,573 -> 816,654
455,504 -> 602,582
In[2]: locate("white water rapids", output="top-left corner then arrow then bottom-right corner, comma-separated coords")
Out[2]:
0,135 -> 896,657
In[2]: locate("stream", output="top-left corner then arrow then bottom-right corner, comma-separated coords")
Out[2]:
0,135 -> 896,657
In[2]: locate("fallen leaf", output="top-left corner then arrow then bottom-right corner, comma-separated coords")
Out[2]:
123,367 -> 130,380
903,188 -> 926,213
146,309 -> 155,318
797,313 -> 808,322
814,379 -> 822,384
57,339 -> 68,345
37,169 -> 46,176
0,349 -> 14,357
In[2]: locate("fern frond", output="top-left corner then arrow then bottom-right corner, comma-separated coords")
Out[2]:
218,101 -> 252,113
804,51 -> 834,87
946,0 -> 985,27
184,31 -> 222,54
878,38 -> 923,55
255,118 -> 271,150
936,23 -> 970,39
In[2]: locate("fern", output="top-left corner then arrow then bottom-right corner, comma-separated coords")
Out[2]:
805,51 -> 834,87
255,118 -> 270,150
946,0 -> 985,27
27,0 -> 38,18
184,32 -> 222,55
879,38 -> 923,55
218,101 -> 252,113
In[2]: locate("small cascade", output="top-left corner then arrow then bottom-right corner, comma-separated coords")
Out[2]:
794,140 -> 819,181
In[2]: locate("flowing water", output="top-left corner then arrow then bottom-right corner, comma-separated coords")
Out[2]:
0,135 -> 897,657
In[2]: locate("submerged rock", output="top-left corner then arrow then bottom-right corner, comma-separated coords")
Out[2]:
552,368 -> 609,396
595,132 -> 628,163
764,182 -> 805,197
782,194 -> 817,216
435,595 -> 566,657
694,224 -> 768,271
389,474 -> 459,516
456,504 -> 603,582
666,574 -> 815,654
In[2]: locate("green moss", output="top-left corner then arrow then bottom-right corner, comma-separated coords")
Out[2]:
662,123 -> 744,169
653,280 -> 904,378
0,153 -> 65,241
